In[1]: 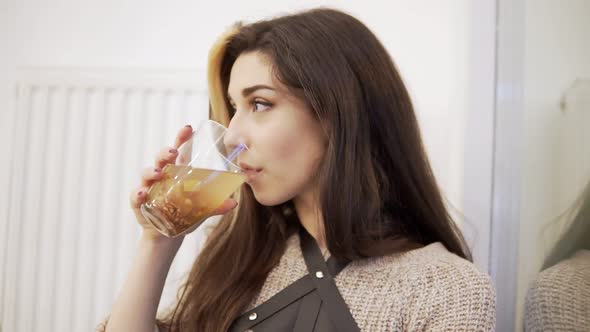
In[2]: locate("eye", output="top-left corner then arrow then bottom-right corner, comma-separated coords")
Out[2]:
252,99 -> 272,112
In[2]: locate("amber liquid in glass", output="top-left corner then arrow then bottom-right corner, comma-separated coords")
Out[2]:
142,165 -> 246,237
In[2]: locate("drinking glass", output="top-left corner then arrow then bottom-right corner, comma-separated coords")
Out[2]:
140,120 -> 247,237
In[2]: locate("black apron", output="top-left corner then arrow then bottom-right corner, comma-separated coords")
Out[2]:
229,227 -> 361,332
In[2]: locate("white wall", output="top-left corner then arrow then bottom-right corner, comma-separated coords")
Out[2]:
8,0 -> 482,199
0,1 -> 496,331
6,0 -> 489,219
517,0 -> 590,330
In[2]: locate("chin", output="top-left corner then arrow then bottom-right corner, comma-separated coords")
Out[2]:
248,184 -> 292,207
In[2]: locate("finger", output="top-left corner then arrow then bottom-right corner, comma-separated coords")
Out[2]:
141,167 -> 164,187
155,147 -> 178,169
210,198 -> 238,215
130,186 -> 149,209
174,125 -> 193,149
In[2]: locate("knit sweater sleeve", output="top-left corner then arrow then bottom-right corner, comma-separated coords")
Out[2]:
403,256 -> 496,331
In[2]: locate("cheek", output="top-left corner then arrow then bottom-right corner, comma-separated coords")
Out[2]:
247,131 -> 300,205
274,132 -> 301,162
249,123 -> 324,205
265,126 -> 325,185
255,120 -> 302,163
265,124 -> 318,168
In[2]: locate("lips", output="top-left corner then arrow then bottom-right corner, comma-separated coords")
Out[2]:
239,162 -> 263,182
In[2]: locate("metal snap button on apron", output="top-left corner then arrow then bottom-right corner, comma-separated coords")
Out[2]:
248,312 -> 258,321
315,271 -> 324,279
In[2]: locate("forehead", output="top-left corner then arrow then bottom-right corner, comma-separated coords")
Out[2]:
228,52 -> 276,95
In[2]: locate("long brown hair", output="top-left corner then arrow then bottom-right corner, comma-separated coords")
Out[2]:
158,7 -> 471,331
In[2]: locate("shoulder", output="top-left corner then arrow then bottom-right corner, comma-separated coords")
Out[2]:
525,250 -> 590,331
349,242 -> 493,289
398,242 -> 494,292
527,249 -> 590,295
345,242 -> 496,331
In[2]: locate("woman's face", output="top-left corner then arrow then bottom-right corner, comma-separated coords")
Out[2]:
224,51 -> 327,206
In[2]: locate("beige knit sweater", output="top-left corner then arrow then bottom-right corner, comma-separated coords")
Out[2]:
104,233 -> 495,332
525,250 -> 590,332
245,234 -> 496,331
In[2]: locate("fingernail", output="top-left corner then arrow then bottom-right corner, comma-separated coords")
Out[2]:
169,148 -> 177,154
154,168 -> 161,173
137,190 -> 143,196
184,124 -> 192,129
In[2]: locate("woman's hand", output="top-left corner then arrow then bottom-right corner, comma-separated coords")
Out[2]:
129,125 -> 238,244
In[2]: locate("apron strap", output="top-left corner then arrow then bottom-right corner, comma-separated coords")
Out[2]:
299,227 -> 361,332
229,275 -> 315,331
292,291 -> 322,332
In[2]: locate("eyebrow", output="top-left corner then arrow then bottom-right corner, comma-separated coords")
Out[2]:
228,84 -> 276,101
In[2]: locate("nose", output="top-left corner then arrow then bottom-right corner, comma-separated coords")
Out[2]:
223,112 -> 247,154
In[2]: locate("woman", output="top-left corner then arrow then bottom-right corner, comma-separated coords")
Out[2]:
103,8 -> 496,332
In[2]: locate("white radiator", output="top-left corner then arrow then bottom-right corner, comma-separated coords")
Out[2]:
1,67 -> 214,332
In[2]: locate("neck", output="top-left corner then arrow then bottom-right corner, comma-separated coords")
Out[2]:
293,192 -> 326,251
